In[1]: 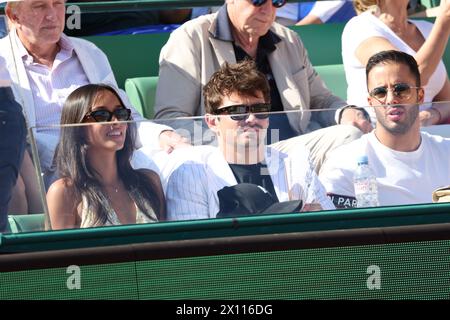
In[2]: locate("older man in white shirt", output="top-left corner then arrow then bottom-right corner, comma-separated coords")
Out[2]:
0,0 -> 187,186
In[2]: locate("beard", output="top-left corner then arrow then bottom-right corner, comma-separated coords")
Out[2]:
375,103 -> 419,135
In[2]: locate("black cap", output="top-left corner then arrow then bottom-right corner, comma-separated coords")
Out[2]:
216,183 -> 302,218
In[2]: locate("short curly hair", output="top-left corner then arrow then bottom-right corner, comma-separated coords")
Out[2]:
203,59 -> 270,114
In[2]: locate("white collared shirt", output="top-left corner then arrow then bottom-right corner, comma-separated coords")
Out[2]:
17,33 -> 89,136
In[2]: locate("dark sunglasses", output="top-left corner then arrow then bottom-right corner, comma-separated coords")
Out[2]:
251,0 -> 287,8
369,83 -> 420,103
215,103 -> 271,121
83,107 -> 131,123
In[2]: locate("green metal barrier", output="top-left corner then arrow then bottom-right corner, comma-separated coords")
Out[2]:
1,222 -> 450,299
68,0 -> 223,12
1,202 -> 450,254
0,0 -> 314,13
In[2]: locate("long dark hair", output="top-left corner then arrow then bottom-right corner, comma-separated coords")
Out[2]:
57,84 -> 164,225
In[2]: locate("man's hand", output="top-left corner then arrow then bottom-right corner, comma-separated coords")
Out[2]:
339,107 -> 374,134
301,203 -> 323,212
159,130 -> 191,154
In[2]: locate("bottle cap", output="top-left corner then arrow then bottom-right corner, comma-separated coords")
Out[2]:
357,155 -> 368,165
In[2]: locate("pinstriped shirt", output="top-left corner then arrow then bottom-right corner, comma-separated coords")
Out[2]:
165,145 -> 335,221
17,34 -> 89,135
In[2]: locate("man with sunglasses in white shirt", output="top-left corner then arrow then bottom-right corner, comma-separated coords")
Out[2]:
155,0 -> 372,173
164,60 -> 334,221
319,50 -> 450,208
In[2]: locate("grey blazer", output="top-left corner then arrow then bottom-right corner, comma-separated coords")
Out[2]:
155,11 -> 346,134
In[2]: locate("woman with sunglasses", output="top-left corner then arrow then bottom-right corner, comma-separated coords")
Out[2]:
342,0 -> 450,125
47,84 -> 166,229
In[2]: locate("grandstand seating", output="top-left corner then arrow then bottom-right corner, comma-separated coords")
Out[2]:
314,64 -> 347,100
85,23 -> 348,88
87,20 -> 450,119
124,64 -> 348,119
125,76 -> 159,119
87,20 -> 450,89
421,0 -> 442,8
5,214 -> 45,234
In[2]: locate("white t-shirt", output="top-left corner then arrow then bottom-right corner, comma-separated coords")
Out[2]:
342,11 -> 448,114
319,131 -> 450,206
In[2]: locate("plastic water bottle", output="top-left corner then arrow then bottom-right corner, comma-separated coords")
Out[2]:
353,155 -> 379,208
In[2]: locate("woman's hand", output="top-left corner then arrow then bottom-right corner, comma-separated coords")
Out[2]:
159,130 -> 191,154
436,0 -> 450,27
419,107 -> 442,126
301,203 -> 323,212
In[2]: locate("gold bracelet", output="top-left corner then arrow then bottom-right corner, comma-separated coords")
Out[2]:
430,106 -> 442,124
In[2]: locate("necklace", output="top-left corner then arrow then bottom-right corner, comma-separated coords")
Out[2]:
103,185 -> 119,193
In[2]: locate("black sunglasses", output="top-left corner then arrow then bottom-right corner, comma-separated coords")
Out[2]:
83,107 -> 131,123
369,83 -> 420,103
251,0 -> 287,8
215,103 -> 271,121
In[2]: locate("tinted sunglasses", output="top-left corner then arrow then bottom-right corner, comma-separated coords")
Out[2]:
215,103 -> 271,121
369,83 -> 420,103
251,0 -> 287,8
83,107 -> 131,123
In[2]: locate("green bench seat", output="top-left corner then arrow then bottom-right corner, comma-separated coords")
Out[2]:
5,214 -> 45,234
315,64 -> 347,101
125,76 -> 159,119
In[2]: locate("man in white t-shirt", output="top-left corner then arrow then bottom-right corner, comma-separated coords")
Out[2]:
319,50 -> 450,208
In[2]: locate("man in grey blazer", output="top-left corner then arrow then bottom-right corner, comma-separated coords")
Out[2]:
165,60 -> 334,221
155,0 -> 372,172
